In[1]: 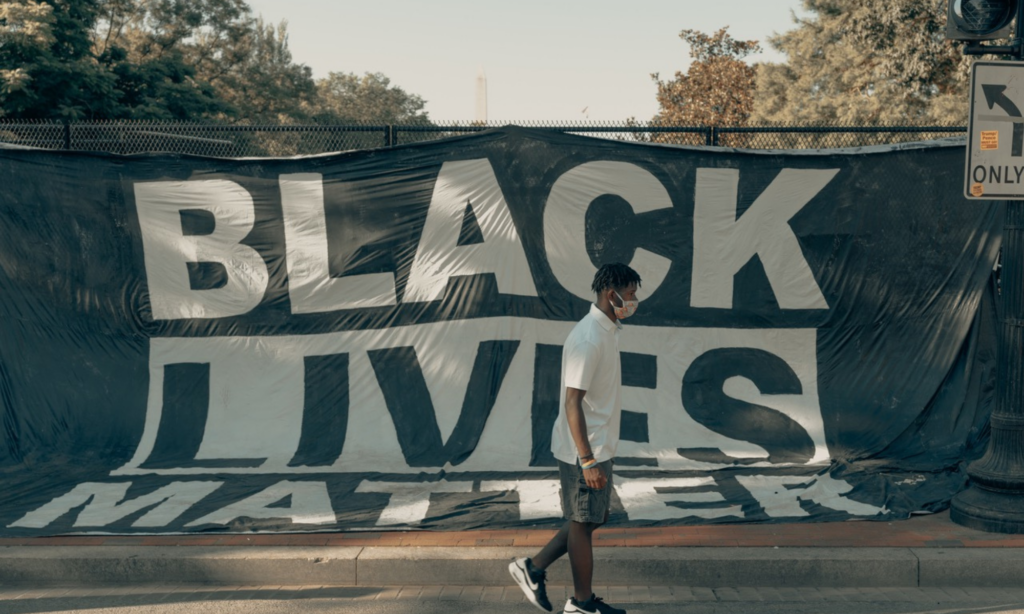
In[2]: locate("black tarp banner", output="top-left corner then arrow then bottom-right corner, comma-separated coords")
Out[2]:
0,128 -> 1001,534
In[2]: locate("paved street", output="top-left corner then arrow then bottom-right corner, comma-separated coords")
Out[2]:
2,586 -> 1024,614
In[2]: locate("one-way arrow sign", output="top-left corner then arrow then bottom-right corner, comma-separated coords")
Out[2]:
982,83 -> 1024,157
966,61 -> 1024,200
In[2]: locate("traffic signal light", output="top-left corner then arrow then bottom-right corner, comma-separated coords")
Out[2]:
947,0 -> 1017,40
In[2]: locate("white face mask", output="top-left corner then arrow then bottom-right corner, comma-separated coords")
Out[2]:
612,290 -> 639,319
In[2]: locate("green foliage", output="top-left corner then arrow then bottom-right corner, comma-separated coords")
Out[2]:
0,0 -> 120,119
752,0 -> 980,124
0,0 -> 230,119
1,0 -> 431,125
95,0 -> 299,120
101,44 -> 228,119
212,18 -> 317,123
307,72 -> 431,124
651,27 -> 761,129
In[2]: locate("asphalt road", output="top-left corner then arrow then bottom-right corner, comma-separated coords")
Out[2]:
2,586 -> 1024,614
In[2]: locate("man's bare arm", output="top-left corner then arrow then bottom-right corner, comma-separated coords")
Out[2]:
564,387 -> 607,490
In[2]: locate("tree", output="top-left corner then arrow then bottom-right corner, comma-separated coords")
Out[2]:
90,1 -> 427,124
650,27 -> 761,128
0,1 -> 55,99
94,0 -> 312,121
210,18 -> 316,123
1,0 -> 313,121
2,0 -> 432,125
0,0 -> 122,119
751,0 -> 975,125
1,0 -> 230,120
93,0 -> 231,120
307,71 -> 431,124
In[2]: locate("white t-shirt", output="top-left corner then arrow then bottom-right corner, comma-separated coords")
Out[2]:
550,303 -> 623,464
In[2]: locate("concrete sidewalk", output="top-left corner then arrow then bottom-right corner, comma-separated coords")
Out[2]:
2,511 -> 1024,588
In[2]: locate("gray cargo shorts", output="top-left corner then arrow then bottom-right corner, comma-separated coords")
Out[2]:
557,459 -> 613,524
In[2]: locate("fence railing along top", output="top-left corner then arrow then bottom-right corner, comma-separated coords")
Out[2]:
0,120 -> 967,156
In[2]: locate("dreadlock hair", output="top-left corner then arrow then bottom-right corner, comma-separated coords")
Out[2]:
591,263 -> 642,296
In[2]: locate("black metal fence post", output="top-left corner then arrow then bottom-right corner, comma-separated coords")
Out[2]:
384,125 -> 395,148
62,121 -> 71,150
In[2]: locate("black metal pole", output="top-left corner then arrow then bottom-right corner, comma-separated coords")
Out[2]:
951,202 -> 1024,532
951,0 -> 1024,533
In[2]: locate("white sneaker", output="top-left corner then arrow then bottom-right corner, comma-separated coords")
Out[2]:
563,595 -> 627,614
508,557 -> 552,611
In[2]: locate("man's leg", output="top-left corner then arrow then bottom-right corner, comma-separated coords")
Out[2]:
527,519 -> 600,602
567,520 -> 600,602
531,521 -> 570,570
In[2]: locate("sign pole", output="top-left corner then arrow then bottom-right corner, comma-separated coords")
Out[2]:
952,0 -> 1024,533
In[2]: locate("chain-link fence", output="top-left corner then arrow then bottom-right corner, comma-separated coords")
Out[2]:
0,120 -> 967,156
711,125 -> 968,149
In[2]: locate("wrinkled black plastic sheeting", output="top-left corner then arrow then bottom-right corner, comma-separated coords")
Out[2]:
0,128 -> 1003,532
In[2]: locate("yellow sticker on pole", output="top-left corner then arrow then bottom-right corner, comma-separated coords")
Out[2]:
981,130 -> 999,150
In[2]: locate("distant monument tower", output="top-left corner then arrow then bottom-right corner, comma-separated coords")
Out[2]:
475,67 -> 488,124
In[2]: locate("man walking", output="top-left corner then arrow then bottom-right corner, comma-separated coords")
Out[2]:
509,263 -> 640,614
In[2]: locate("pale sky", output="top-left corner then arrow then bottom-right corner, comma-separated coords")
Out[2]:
245,0 -> 808,122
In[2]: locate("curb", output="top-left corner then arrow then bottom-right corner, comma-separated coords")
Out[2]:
2,546 -> 1024,588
